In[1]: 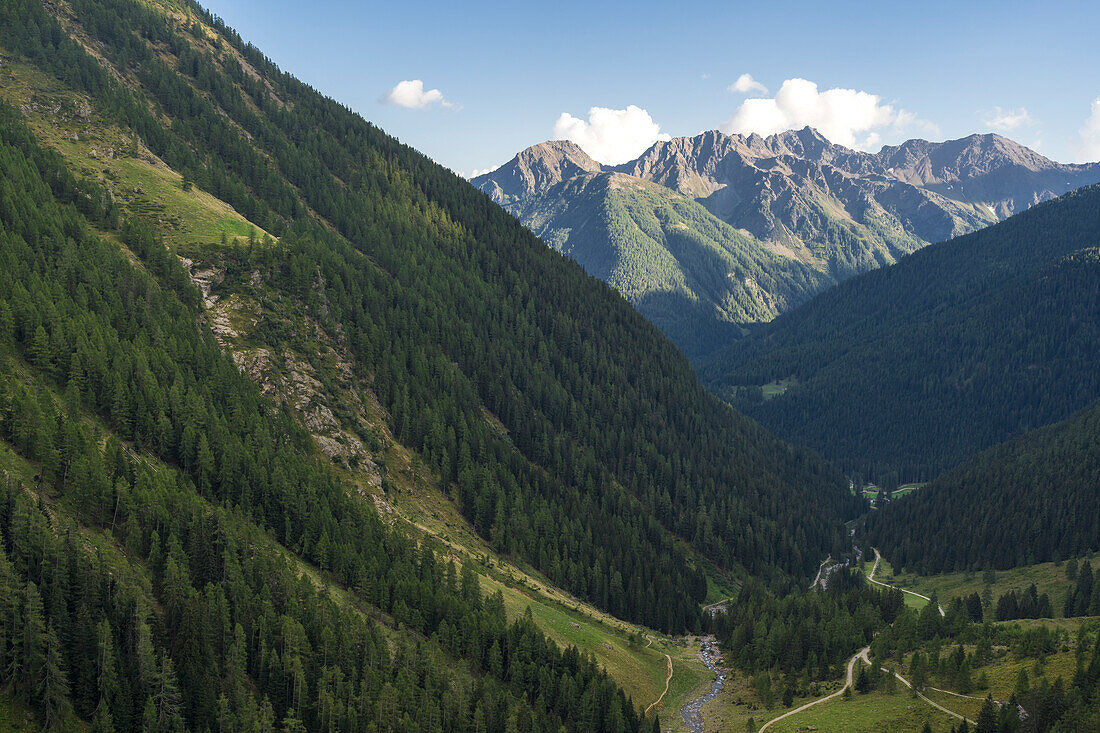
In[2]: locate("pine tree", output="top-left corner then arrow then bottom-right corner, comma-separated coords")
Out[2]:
29,324 -> 52,374
141,697 -> 158,733
95,619 -> 120,717
91,704 -> 116,733
0,537 -> 17,673
153,652 -> 183,731
1014,668 -> 1029,698
854,664 -> 871,693
910,651 -> 927,693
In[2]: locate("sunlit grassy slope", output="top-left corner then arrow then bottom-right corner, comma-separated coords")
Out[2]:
0,60 -> 268,247
890,557 -> 1088,617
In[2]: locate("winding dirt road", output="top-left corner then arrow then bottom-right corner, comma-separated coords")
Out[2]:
757,549 -> 972,731
885,667 -> 975,725
867,548 -> 944,617
758,647 -> 975,731
758,646 -> 869,732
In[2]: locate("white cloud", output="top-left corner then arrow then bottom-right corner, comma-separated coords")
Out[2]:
983,106 -> 1034,132
729,73 -> 767,95
1075,96 -> 1100,162
721,77 -> 935,150
466,167 -> 496,179
381,80 -> 453,109
552,105 -> 671,165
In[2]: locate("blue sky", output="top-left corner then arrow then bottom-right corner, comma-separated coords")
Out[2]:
203,0 -> 1100,173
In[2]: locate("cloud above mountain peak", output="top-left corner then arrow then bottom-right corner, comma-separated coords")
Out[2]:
983,106 -> 1035,132
729,73 -> 768,95
722,78 -> 933,150
552,105 -> 671,165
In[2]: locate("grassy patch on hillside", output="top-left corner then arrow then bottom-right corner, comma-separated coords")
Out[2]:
482,571 -> 675,711
0,59 -> 269,247
890,558 -> 1088,618
894,482 -> 924,497
859,555 -> 934,610
658,638 -> 714,717
704,573 -> 740,606
761,378 -> 797,400
765,687 -> 959,733
921,649 -> 1078,721
858,482 -> 925,500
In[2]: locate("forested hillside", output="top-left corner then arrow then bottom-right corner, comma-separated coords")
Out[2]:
703,184 -> 1100,481
866,391 -> 1100,574
0,0 -> 864,728
0,101 -> 647,732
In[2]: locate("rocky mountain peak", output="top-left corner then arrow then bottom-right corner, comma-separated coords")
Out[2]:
475,126 -> 1100,258
472,139 -> 602,203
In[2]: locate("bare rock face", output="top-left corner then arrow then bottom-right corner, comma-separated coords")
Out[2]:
185,262 -> 225,309
598,128 -> 1100,247
183,255 -> 385,489
229,348 -> 271,394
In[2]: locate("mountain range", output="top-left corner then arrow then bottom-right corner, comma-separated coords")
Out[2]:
2,0 -> 1100,730
474,129 -> 1100,358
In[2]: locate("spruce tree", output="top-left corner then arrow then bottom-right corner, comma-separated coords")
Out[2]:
38,622 -> 73,731
14,581 -> 46,698
975,695 -> 997,733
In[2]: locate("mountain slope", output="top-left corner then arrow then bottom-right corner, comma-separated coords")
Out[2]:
0,1 -> 863,728
702,185 -> 1100,480
502,170 -> 833,357
865,383 -> 1100,574
0,99 -> 644,732
475,128 -> 1100,359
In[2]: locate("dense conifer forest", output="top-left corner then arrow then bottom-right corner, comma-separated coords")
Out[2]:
866,395 -> 1100,574
0,0 -> 864,639
0,0 -> 873,728
708,571 -> 905,689
703,186 -> 1100,482
0,98 -> 654,732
